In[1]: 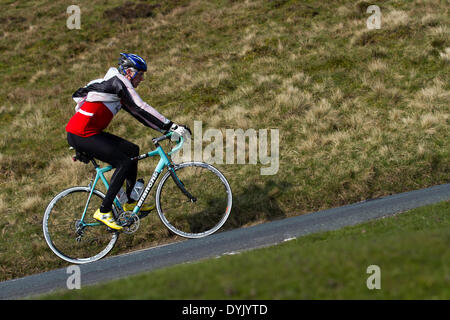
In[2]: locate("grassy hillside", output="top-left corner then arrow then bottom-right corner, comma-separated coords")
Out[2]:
0,0 -> 449,280
41,201 -> 450,299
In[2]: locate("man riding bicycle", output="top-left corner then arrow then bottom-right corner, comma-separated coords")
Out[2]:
66,53 -> 189,230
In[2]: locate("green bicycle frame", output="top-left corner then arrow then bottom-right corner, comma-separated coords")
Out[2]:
79,133 -> 184,227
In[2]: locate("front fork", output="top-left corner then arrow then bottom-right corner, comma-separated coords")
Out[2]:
168,164 -> 197,203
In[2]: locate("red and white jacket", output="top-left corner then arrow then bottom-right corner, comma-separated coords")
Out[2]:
66,68 -> 172,137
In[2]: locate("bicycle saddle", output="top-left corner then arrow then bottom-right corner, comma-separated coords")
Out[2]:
70,147 -> 94,164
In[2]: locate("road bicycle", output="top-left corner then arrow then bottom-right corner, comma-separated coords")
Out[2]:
43,132 -> 232,264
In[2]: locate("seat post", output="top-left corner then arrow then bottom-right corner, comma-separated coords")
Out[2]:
91,159 -> 99,169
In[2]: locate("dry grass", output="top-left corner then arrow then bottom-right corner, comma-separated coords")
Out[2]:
0,0 -> 448,281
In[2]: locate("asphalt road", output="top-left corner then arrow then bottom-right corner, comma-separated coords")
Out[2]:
1,183 -> 449,299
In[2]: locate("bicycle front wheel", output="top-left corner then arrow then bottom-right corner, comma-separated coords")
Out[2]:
156,162 -> 232,238
43,187 -> 119,264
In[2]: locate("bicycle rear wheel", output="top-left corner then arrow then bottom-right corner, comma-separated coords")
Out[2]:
156,162 -> 232,238
43,187 -> 118,264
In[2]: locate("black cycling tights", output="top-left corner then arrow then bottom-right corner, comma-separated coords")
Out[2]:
67,132 -> 139,213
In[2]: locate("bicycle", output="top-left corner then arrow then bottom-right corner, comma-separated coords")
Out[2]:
42,132 -> 233,264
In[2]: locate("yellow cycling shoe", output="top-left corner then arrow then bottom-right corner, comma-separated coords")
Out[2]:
93,209 -> 123,231
122,201 -> 155,212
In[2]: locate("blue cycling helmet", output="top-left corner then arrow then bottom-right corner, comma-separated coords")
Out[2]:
118,53 -> 147,76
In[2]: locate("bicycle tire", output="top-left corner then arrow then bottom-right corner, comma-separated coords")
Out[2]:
42,186 -> 119,264
155,162 -> 232,238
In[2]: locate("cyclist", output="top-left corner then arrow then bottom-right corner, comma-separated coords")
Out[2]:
66,53 -> 189,230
